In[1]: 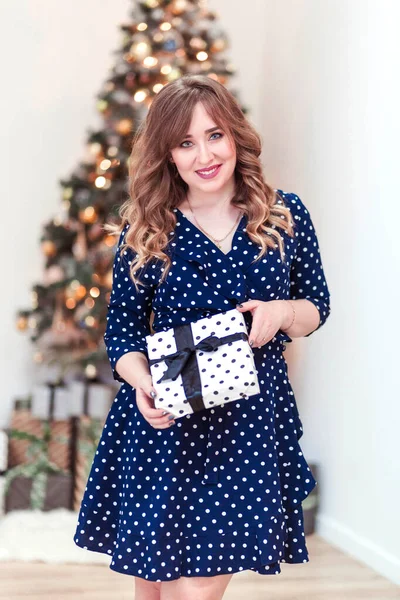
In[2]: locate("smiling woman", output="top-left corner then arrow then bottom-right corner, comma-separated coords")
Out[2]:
73,74 -> 331,600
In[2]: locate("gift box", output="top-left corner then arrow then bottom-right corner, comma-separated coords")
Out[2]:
68,380 -> 113,419
7,405 -> 72,471
0,430 -> 7,473
31,382 -> 70,421
4,418 -> 73,511
4,473 -> 72,512
146,308 -> 260,419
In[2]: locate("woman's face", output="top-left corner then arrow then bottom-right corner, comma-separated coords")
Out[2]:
170,101 -> 237,197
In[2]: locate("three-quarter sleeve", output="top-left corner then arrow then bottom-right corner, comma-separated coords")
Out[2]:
287,193 -> 331,337
103,224 -> 157,383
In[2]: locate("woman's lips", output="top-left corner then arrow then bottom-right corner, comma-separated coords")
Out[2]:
195,164 -> 222,179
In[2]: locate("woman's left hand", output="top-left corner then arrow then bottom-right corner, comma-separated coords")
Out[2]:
236,299 -> 287,348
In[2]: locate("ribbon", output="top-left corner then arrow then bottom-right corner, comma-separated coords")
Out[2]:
148,327 -> 248,413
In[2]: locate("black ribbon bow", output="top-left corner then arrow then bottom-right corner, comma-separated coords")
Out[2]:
152,334 -> 227,383
148,323 -> 248,413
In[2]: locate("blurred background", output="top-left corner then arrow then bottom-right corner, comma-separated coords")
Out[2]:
0,0 -> 399,598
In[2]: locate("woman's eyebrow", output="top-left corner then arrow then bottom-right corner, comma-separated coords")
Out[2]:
184,126 -> 220,138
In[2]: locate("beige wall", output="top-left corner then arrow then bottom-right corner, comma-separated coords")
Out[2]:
1,0 -> 399,585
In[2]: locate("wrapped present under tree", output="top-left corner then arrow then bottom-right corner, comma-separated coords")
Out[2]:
8,395 -> 72,471
4,420 -> 72,511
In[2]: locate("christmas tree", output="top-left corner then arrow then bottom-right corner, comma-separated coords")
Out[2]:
17,0 -> 245,383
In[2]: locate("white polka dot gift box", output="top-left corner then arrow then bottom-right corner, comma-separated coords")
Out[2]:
146,308 -> 260,418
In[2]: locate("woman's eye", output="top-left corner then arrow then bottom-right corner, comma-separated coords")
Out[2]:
180,132 -> 223,148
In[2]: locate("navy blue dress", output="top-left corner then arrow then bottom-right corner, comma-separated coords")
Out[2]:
74,190 -> 331,581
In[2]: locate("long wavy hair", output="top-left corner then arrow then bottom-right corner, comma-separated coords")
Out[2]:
105,74 -> 294,288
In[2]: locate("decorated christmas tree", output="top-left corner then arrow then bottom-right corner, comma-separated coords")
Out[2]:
17,0 -> 245,383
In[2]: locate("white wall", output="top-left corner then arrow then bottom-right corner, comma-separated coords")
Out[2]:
1,0 -> 399,586
0,0 -> 131,426
257,0 -> 400,585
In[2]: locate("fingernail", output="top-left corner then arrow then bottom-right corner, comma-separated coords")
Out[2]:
169,420 -> 175,426
162,411 -> 168,415
150,391 -> 156,399
249,340 -> 254,347
168,414 -> 175,421
237,303 -> 243,308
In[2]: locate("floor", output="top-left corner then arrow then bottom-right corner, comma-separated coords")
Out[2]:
0,534 -> 399,600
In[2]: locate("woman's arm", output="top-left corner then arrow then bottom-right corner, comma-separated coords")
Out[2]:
114,350 -> 151,389
279,298 -> 320,338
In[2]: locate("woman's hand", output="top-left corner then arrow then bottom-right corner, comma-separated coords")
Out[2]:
236,299 -> 289,348
135,373 -> 176,428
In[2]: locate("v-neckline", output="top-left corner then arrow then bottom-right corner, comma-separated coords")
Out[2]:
175,207 -> 246,258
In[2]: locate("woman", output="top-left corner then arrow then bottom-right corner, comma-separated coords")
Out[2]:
74,74 -> 331,600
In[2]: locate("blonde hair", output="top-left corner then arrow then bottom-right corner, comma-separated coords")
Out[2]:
105,74 -> 294,288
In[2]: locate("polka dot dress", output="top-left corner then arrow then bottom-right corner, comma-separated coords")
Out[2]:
73,190 -> 331,581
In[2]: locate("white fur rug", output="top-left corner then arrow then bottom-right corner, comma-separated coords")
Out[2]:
0,509 -> 110,565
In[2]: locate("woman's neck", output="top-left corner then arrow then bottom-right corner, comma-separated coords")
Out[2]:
185,184 -> 236,216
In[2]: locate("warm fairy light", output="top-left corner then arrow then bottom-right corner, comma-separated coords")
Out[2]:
160,22 -> 171,31
85,297 -> 95,309
28,316 -> 37,329
97,99 -> 108,112
161,65 -> 172,74
66,298 -> 76,309
143,56 -> 158,67
89,142 -> 102,155
82,207 -> 96,222
95,176 -> 107,189
100,159 -> 111,170
153,32 -> 163,43
166,68 -> 181,81
108,146 -> 118,157
190,37 -> 207,50
63,187 -> 73,200
90,287 -> 100,298
75,285 -> 87,300
85,315 -> 96,327
153,83 -> 164,93
70,279 -> 80,290
137,22 -> 148,31
131,41 -> 151,59
196,51 -> 208,61
31,291 -> 38,309
85,364 -> 97,378
134,90 -> 147,102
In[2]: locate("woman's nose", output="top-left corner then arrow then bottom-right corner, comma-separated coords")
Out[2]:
197,143 -> 213,164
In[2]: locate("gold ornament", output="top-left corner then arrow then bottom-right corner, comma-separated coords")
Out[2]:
62,187 -> 73,200
16,315 -> 28,331
79,206 -> 97,224
171,0 -> 188,15
41,240 -> 57,257
211,38 -> 227,53
115,118 -> 133,136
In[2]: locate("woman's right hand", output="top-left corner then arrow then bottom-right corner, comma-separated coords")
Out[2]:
135,373 -> 176,429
